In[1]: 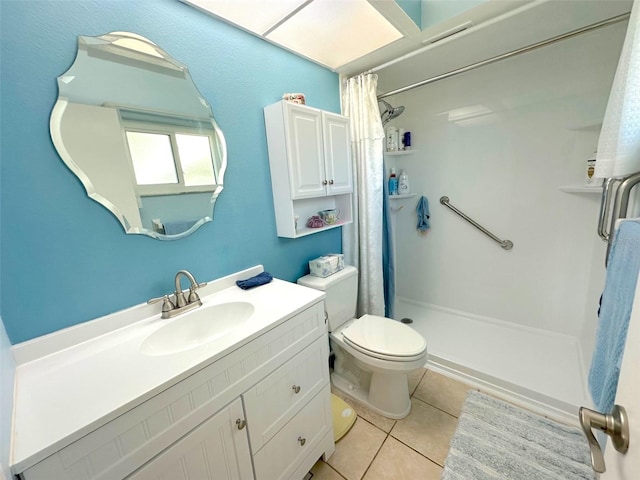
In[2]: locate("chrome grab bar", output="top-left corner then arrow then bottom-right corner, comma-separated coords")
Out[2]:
439,196 -> 513,250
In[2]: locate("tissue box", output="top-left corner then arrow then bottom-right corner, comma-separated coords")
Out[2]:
309,254 -> 344,278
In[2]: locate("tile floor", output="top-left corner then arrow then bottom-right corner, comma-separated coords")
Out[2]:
310,368 -> 475,480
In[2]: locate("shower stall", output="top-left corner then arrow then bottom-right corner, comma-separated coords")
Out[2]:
377,15 -> 628,422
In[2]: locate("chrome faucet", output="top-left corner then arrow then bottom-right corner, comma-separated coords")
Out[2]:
148,269 -> 207,319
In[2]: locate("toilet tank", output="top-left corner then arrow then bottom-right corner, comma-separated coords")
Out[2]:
297,266 -> 358,331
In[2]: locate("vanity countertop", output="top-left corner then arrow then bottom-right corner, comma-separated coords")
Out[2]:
10,266 -> 324,473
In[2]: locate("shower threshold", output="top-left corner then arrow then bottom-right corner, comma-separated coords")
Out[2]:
396,298 -> 592,424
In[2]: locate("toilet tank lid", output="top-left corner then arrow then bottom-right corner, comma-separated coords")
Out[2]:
297,265 -> 357,291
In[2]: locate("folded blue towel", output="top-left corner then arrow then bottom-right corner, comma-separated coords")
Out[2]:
236,272 -> 273,290
416,196 -> 430,233
163,219 -> 199,235
588,221 -> 640,412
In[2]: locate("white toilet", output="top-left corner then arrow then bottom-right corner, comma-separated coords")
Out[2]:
298,266 -> 427,419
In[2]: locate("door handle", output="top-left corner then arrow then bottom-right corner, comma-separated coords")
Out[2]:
579,404 -> 629,473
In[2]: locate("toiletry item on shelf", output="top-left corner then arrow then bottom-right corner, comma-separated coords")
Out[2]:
389,167 -> 398,195
386,127 -> 398,151
398,169 -> 410,194
282,93 -> 306,104
585,152 -> 602,186
306,215 -> 324,228
398,128 -> 406,150
318,208 -> 341,225
403,131 -> 411,150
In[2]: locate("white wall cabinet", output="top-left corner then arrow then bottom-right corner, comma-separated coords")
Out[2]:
18,301 -> 334,480
264,100 -> 353,238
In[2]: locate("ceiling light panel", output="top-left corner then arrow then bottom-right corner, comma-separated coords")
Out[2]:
266,0 -> 403,69
181,0 -> 309,35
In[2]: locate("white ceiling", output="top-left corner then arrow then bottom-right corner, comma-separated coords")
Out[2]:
180,0 -> 633,97
180,0 -> 534,73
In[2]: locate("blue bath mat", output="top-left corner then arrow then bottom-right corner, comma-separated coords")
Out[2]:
442,391 -> 595,480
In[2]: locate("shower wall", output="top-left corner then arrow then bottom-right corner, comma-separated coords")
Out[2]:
380,21 -> 626,371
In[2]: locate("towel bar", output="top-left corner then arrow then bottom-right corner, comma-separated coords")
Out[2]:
599,172 -> 640,265
439,196 -> 513,250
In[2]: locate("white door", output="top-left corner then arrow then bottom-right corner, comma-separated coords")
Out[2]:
322,112 -> 353,195
126,399 -> 253,480
601,275 -> 640,478
285,103 -> 326,199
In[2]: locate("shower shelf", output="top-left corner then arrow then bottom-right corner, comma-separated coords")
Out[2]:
389,194 -> 417,200
557,185 -> 603,194
384,150 -> 417,157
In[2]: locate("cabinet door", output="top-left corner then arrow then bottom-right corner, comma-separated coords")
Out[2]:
322,112 -> 353,195
126,399 -> 253,480
285,103 -> 326,199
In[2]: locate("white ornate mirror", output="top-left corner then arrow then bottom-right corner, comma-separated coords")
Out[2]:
50,32 -> 227,239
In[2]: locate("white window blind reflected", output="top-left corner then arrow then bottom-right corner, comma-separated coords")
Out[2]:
126,132 -> 178,185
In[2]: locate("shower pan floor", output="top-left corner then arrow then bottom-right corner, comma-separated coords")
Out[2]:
396,298 -> 592,423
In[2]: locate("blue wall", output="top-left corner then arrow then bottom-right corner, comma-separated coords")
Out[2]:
396,0 -> 422,29
0,0 -> 342,344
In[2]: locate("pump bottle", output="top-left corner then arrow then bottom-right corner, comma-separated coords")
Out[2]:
389,168 -> 398,195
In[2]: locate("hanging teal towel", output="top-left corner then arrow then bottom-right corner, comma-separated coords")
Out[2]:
588,221 -> 640,413
416,196 -> 430,233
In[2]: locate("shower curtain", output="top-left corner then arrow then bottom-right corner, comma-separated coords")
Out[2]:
341,74 -> 387,316
595,0 -> 640,178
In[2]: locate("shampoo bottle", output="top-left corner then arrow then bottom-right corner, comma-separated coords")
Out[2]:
398,169 -> 410,194
389,168 -> 398,195
386,127 -> 398,151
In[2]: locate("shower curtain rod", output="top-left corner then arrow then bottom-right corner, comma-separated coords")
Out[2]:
375,12 -> 630,100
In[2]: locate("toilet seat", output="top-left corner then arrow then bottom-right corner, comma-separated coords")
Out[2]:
340,314 -> 427,362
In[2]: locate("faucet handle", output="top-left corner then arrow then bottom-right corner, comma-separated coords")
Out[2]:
148,295 -> 176,313
187,285 -> 203,303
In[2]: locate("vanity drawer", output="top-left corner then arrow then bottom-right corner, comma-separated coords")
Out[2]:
20,302 -> 325,480
243,335 -> 329,452
252,385 -> 332,480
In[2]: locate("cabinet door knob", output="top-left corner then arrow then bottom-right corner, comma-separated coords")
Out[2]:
292,385 -> 301,394
298,436 -> 306,446
322,180 -> 328,186
329,179 -> 334,185
236,418 -> 246,430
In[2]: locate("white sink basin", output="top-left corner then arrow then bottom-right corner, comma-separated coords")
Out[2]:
141,301 -> 255,356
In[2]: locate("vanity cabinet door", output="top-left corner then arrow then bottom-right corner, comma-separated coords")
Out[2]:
322,112 -> 352,196
126,399 -> 253,480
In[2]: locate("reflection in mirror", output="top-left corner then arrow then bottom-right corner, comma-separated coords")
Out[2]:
50,32 -> 227,239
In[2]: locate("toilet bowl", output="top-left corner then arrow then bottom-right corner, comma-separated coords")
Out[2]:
297,266 -> 427,419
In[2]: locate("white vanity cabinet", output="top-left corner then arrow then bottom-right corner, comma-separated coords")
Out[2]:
126,399 -> 252,480
16,300 -> 334,480
264,100 -> 353,238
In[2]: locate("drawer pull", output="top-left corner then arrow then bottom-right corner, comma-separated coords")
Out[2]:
292,385 -> 301,394
236,418 -> 246,430
298,436 -> 306,446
